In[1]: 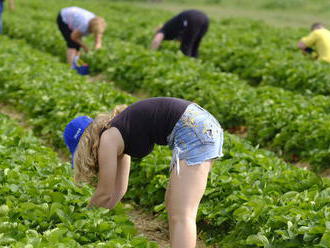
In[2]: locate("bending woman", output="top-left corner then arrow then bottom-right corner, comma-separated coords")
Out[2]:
57,6 -> 106,65
63,97 -> 224,248
151,10 -> 209,58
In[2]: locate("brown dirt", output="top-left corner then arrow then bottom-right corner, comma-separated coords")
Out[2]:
87,73 -> 109,83
294,161 -> 312,170
320,168 -> 330,178
0,103 -> 30,129
294,161 -> 330,178
128,208 -> 169,247
227,125 -> 248,138
127,208 -> 209,248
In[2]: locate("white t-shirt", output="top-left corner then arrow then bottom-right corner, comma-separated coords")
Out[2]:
61,7 -> 96,36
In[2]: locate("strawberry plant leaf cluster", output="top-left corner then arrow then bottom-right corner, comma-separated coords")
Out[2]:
0,35 -> 329,247
0,113 -> 158,248
4,1 -> 330,171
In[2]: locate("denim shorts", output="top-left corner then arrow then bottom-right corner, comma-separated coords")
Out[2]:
167,103 -> 224,174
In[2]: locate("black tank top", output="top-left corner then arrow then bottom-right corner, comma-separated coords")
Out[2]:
110,97 -> 191,158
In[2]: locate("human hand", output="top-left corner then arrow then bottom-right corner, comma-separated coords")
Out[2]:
95,43 -> 102,49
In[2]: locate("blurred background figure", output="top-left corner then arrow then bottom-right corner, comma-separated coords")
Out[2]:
56,6 -> 106,65
298,23 -> 330,63
0,0 -> 15,34
151,9 -> 209,58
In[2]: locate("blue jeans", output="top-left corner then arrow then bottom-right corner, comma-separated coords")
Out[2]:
167,103 -> 224,174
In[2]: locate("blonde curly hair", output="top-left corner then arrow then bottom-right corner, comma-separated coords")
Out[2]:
73,105 -> 127,186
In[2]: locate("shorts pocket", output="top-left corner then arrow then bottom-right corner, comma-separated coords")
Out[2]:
193,118 -> 219,144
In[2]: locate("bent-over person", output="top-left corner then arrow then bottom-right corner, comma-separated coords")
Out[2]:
298,23 -> 330,63
57,6 -> 106,65
151,10 -> 209,58
64,97 -> 224,248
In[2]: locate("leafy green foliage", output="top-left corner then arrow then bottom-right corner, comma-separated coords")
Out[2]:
85,40 -> 330,171
5,0 -> 330,170
202,18 -> 330,96
0,114 -> 158,247
0,35 -> 329,247
1,1 -> 330,246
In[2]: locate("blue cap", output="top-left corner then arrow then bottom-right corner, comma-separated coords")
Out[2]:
63,116 -> 93,156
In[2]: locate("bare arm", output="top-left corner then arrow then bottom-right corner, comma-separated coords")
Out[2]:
298,32 -> 317,54
71,30 -> 89,53
151,32 -> 164,50
94,33 -> 103,49
89,127 -> 125,209
297,41 -> 307,52
106,154 -> 131,209
297,41 -> 315,55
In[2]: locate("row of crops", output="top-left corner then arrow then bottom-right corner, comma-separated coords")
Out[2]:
0,0 -> 330,248
1,16 -> 330,247
5,0 -> 330,96
0,112 -> 158,247
4,0 -> 330,172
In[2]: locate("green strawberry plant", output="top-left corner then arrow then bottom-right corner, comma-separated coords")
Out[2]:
0,35 -> 330,247
3,8 -> 330,170
0,114 -> 158,247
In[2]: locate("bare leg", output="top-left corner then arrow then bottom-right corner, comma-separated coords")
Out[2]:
165,160 -> 212,248
66,48 -> 79,65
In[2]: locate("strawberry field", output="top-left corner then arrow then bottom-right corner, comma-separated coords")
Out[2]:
1,0 -> 330,247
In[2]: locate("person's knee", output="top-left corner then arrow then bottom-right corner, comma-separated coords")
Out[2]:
167,205 -> 198,223
168,214 -> 196,230
169,213 -> 196,225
